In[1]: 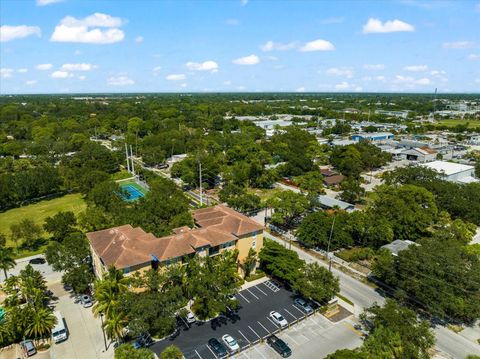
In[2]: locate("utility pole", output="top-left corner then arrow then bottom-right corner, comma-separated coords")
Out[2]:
130,145 -> 135,176
199,162 -> 203,206
327,215 -> 336,273
125,143 -> 130,173
100,313 -> 107,351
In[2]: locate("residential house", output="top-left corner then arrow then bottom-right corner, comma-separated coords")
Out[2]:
87,205 -> 264,278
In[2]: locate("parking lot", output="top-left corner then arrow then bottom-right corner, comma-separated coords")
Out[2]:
151,280 -> 325,359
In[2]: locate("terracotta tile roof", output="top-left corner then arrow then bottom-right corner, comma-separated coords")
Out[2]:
87,205 -> 263,270
193,204 -> 264,236
323,174 -> 345,186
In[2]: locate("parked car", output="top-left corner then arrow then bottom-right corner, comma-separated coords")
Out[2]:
81,294 -> 93,308
29,257 -> 46,265
267,335 -> 292,357
221,334 -> 240,352
133,332 -> 153,348
186,311 -> 196,324
294,298 -> 313,314
269,311 -> 288,327
20,340 -> 37,357
208,338 -> 228,357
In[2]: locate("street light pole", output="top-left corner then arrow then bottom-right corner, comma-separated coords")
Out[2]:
327,215 -> 336,273
100,313 -> 107,352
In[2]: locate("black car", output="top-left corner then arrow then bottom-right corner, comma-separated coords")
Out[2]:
208,338 -> 228,357
29,257 -> 46,265
267,335 -> 292,358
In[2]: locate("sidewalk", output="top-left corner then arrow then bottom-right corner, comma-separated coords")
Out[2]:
240,275 -> 269,291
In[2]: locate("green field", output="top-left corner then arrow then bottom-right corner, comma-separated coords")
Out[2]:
0,193 -> 87,254
436,119 -> 480,129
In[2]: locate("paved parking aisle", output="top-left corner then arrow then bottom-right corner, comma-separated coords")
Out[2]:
150,281 -> 303,358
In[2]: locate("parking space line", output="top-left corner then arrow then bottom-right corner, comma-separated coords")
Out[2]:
238,330 -> 251,344
253,285 -> 268,296
195,349 -> 203,359
206,344 -> 219,359
253,346 -> 268,359
267,317 -> 279,328
257,321 -> 271,334
246,288 -> 259,300
282,332 -> 299,345
248,326 -> 261,339
238,292 -> 250,303
263,281 -> 278,293
283,308 -> 298,320
291,304 -> 306,316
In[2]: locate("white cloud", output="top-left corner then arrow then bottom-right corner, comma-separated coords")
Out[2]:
166,74 -> 186,81
61,63 -> 96,71
50,13 -> 125,44
468,54 -> 480,60
152,66 -> 162,75
25,80 -> 37,85
442,41 -> 474,49
51,70 -> 71,78
240,0 -> 248,6
299,39 -> 335,52
186,60 -> 219,72
335,82 -> 351,90
362,18 -> 415,34
232,54 -> 260,65
78,75 -> 86,80
0,25 -> 41,42
180,83 -> 187,88
295,87 -> 306,92
375,75 -> 386,81
416,78 -> 431,85
36,0 -> 63,5
363,64 -> 385,70
74,49 -> 82,55
326,67 -> 354,78
225,19 -> 240,26
404,64 -> 428,72
36,63 -> 53,70
260,40 -> 296,52
1,68 -> 14,78
17,68 -> 28,73
135,36 -> 143,43
107,75 -> 134,86
429,70 -> 446,76
223,80 -> 232,85
475,78 -> 480,83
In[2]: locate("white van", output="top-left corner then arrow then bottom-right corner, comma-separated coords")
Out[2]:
52,311 -> 68,343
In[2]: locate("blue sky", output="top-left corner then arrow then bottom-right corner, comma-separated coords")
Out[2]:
1,0 -> 479,94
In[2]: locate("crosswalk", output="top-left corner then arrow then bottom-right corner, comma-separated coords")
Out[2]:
263,280 -> 280,293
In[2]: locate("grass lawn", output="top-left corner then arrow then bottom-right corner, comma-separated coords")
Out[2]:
436,119 -> 480,129
247,187 -> 285,204
0,193 -> 86,257
111,169 -> 134,181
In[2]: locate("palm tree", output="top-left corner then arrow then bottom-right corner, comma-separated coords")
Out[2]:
93,284 -> 121,319
104,266 -> 129,294
103,309 -> 127,342
25,306 -> 57,339
0,246 -> 15,279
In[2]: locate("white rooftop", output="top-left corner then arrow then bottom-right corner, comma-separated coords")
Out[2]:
421,161 -> 474,176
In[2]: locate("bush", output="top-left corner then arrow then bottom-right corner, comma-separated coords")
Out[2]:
37,343 -> 50,351
336,247 -> 375,262
245,270 -> 266,282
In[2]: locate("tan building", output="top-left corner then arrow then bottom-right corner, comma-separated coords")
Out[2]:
86,205 -> 264,278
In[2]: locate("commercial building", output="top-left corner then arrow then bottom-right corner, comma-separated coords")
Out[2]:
87,205 -> 264,278
421,160 -> 478,183
402,147 -> 437,163
351,132 -> 394,142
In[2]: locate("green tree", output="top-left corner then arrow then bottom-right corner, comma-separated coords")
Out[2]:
267,191 -> 310,228
475,160 -> 480,178
326,349 -> 365,359
103,309 -> 128,342
25,306 -> 57,339
339,177 -> 365,204
43,211 -> 77,241
0,246 -> 15,279
259,239 -> 304,284
10,218 -> 42,249
114,344 -> 154,359
161,345 -> 183,359
292,262 -> 340,303
242,248 -> 257,278
294,171 -> 326,195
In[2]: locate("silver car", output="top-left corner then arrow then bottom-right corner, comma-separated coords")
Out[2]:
81,295 -> 93,308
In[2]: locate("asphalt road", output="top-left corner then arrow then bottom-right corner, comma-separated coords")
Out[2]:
263,232 -> 480,359
150,281 -> 311,359
0,254 -> 62,284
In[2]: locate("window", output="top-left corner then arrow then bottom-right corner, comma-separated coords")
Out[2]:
252,240 -> 256,249
123,267 -> 131,274
220,241 -> 235,249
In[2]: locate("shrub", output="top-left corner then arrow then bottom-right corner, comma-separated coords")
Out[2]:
336,247 -> 375,262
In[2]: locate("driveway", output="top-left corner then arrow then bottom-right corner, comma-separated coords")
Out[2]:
0,254 -> 62,284
48,282 -> 114,359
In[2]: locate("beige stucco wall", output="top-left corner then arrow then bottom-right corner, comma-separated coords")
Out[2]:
236,230 -> 264,263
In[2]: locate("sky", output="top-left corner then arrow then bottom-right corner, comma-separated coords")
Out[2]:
0,0 -> 479,94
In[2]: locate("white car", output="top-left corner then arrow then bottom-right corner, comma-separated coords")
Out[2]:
222,334 -> 240,352
186,311 -> 196,324
269,311 -> 288,327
